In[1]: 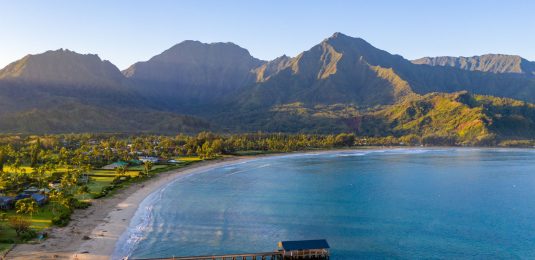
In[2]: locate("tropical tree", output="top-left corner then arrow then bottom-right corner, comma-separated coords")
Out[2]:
15,198 -> 39,219
60,168 -> 81,196
30,138 -> 41,168
49,189 -> 71,215
115,165 -> 127,176
0,147 -> 5,172
143,161 -> 153,175
35,165 -> 49,188
77,185 -> 91,200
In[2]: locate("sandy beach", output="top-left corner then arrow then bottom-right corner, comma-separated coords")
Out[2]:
6,156 -> 254,260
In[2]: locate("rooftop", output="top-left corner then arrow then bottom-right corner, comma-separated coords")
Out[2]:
279,239 -> 330,251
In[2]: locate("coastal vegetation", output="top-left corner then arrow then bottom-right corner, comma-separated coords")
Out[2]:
0,129 -> 533,253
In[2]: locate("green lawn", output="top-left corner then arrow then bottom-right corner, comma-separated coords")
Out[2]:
89,169 -> 141,177
0,243 -> 13,255
3,166 -> 70,174
86,175 -> 114,197
177,156 -> 202,162
0,204 -> 56,247
127,164 -> 167,171
2,204 -> 54,230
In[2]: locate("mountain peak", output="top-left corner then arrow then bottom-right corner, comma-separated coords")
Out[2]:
329,32 -> 348,38
324,32 -> 368,45
123,40 -> 265,102
0,49 -> 124,87
147,40 -> 260,64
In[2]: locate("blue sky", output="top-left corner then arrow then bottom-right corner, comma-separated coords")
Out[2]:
1,0 -> 534,69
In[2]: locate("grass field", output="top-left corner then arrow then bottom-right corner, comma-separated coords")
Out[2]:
2,166 -> 69,174
0,203 -> 56,250
127,164 -> 167,171
177,156 -> 203,162
0,242 -> 12,255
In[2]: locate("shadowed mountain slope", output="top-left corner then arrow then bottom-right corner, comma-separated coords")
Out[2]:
123,40 -> 265,108
0,50 -> 209,133
412,54 -> 535,75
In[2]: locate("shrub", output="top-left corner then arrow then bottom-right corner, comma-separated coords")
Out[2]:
51,211 -> 71,227
112,175 -> 130,185
8,216 -> 31,237
73,200 -> 91,209
19,229 -> 37,241
0,238 -> 15,243
51,206 -> 73,227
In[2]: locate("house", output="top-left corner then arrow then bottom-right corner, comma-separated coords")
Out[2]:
23,187 -> 40,195
15,193 -> 31,201
139,156 -> 160,163
31,193 -> 48,206
101,161 -> 129,170
278,239 -> 330,258
49,181 -> 61,190
129,159 -> 142,166
0,197 -> 15,210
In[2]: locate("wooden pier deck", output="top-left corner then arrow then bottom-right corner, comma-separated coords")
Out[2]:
129,251 -> 283,260
126,239 -> 330,260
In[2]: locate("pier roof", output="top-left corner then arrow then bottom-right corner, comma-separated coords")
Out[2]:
279,239 -> 330,251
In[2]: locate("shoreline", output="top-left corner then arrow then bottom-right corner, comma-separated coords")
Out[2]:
6,147 -> 530,259
6,156 -> 257,260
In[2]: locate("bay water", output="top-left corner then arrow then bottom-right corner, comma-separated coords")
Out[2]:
114,148 -> 535,259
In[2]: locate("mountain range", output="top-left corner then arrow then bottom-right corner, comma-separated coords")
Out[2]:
412,54 -> 535,75
1,32 -> 535,144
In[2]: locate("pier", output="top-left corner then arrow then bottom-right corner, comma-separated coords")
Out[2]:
128,239 -> 330,260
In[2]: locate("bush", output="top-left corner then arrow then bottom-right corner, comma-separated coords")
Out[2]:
422,134 -> 458,146
8,216 -> 31,237
19,229 -> 37,241
112,175 -> 130,185
93,192 -> 105,199
73,200 -> 91,209
334,133 -> 356,147
51,207 -> 73,227
52,211 -> 71,227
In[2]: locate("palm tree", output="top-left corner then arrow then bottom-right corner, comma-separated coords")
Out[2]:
35,165 -> 48,188
143,161 -> 153,175
115,165 -> 127,176
30,138 -> 41,168
0,148 -> 5,173
15,198 -> 39,219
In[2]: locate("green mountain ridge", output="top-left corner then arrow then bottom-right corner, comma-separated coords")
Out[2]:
412,54 -> 535,75
238,33 -> 418,109
242,92 -> 535,145
359,91 -> 535,144
1,32 -> 535,142
235,33 -> 535,111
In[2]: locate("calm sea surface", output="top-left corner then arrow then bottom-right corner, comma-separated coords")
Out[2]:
114,148 -> 535,259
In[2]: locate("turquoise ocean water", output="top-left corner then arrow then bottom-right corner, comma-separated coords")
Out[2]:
113,148 -> 535,259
